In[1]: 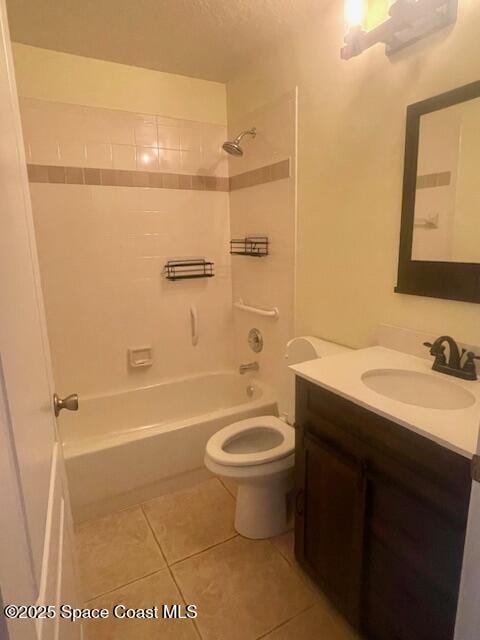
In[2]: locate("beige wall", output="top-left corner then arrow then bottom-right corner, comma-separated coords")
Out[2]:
13,44 -> 227,124
227,0 -> 480,348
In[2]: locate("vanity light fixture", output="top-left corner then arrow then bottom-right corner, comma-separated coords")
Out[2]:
341,0 -> 458,60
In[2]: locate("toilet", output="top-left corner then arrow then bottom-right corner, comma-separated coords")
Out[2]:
204,336 -> 350,539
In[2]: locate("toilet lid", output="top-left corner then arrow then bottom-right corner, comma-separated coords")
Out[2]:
206,416 -> 295,467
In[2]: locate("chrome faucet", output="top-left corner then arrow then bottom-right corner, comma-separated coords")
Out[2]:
239,361 -> 259,375
423,335 -> 479,381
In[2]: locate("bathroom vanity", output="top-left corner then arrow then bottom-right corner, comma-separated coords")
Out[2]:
292,346 -> 479,640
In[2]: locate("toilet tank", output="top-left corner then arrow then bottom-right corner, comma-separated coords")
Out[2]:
281,336 -> 351,424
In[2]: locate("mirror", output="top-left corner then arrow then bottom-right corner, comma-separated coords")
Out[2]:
396,81 -> 480,304
412,98 -> 480,262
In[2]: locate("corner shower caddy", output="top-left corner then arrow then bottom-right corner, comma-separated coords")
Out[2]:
163,259 -> 215,281
230,236 -> 269,257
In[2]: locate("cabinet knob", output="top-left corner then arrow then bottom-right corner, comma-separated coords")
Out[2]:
295,489 -> 305,516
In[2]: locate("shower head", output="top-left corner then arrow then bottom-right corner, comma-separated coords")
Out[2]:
222,140 -> 243,156
222,127 -> 256,156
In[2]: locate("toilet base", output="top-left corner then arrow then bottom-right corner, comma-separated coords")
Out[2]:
234,470 -> 294,539
204,450 -> 295,540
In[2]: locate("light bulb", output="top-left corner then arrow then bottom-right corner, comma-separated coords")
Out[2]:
345,0 -> 366,29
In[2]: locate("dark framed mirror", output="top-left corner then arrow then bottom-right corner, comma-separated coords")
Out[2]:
396,80 -> 480,303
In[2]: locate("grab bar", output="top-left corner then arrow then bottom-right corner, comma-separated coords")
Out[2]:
233,299 -> 279,320
190,305 -> 199,346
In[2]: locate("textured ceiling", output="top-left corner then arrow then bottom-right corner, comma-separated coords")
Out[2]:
6,0 -> 324,82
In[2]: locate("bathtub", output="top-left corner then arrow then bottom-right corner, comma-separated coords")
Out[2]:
60,372 -> 277,522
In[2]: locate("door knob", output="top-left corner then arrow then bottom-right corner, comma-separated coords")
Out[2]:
53,393 -> 79,417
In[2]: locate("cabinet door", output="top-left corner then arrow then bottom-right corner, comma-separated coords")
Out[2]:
295,430 -> 366,627
363,476 -> 465,640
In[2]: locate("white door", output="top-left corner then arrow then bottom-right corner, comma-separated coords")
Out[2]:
0,1 -> 81,639
454,435 -> 480,640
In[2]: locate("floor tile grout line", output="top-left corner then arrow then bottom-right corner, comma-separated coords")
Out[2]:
78,483 -> 325,639
215,476 -> 237,502
267,537 -> 295,567
166,562 -> 204,640
168,533 -> 239,568
139,503 -> 169,566
140,494 -> 239,568
139,475 -> 226,511
266,537 -> 298,572
76,475 -> 219,528
254,603 -> 317,640
75,501 -> 144,528
140,504 -> 204,639
217,476 -> 237,499
140,502 -> 204,639
262,540 -> 358,638
75,472 -> 232,530
266,536 -> 330,608
84,567 -> 167,603
167,531 -> 317,640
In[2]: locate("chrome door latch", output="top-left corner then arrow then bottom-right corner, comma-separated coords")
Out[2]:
53,393 -> 79,417
472,455 -> 480,483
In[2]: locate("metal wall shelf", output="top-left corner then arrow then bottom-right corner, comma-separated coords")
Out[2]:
164,259 -> 214,281
230,236 -> 269,257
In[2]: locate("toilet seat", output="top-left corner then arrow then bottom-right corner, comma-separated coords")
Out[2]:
206,416 -> 294,467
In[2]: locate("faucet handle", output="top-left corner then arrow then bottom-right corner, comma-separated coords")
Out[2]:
423,341 -> 447,365
462,351 -> 480,380
423,341 -> 441,354
423,340 -> 444,353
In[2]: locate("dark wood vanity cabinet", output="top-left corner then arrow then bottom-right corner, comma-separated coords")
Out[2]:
294,378 -> 472,640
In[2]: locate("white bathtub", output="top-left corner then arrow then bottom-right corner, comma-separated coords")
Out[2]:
60,372 -> 277,521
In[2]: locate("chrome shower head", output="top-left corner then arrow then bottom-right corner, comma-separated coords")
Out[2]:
222,127 -> 256,156
222,140 -> 244,156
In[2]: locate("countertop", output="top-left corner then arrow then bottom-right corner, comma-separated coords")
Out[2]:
290,346 -> 480,458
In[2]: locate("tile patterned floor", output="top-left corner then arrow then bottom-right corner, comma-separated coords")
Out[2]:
143,477 -> 236,564
77,477 -> 358,640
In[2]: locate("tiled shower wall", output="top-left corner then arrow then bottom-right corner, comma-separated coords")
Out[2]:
21,98 -> 234,396
228,91 -> 297,411
20,92 -> 296,402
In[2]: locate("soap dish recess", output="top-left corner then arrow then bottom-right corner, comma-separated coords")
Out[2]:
128,347 -> 153,368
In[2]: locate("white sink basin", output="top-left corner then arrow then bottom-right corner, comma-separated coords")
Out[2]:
361,369 -> 476,410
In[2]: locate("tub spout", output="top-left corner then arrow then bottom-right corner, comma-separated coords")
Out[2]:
239,361 -> 259,375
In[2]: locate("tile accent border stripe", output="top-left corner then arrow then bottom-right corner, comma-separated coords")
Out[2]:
416,171 -> 451,189
229,159 -> 290,191
27,164 -> 229,191
26,159 -> 291,192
